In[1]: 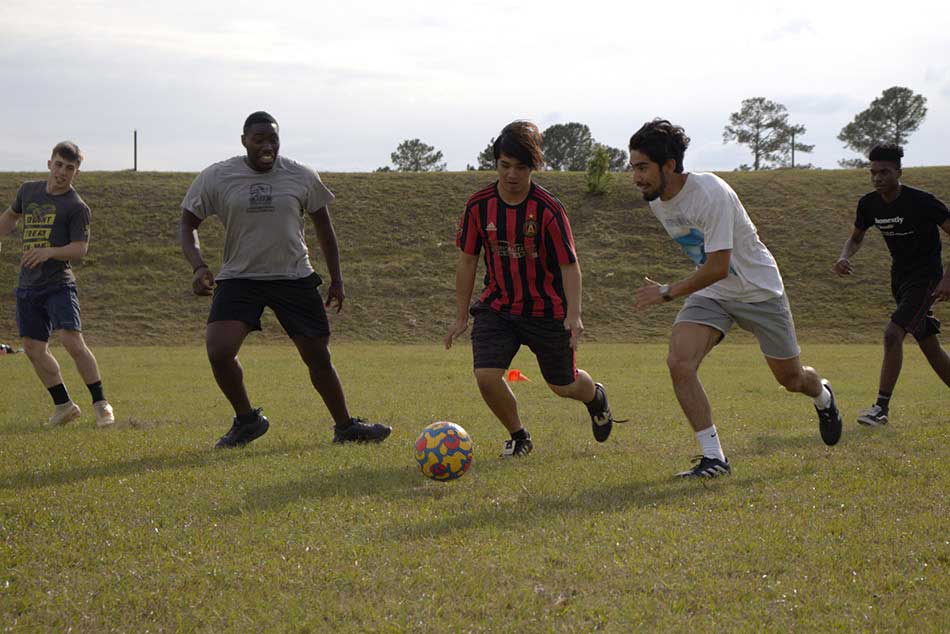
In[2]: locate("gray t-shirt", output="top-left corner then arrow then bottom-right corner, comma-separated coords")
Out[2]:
181,155 -> 335,280
11,181 -> 91,288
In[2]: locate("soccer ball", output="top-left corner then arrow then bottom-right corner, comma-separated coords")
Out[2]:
415,421 -> 474,481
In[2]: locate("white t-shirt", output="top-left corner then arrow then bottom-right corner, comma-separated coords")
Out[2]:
649,172 -> 784,302
182,155 -> 335,280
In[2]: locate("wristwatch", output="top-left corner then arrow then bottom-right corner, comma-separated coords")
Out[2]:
658,284 -> 673,301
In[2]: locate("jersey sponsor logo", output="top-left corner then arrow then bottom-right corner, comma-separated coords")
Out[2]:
489,239 -> 537,259
486,222 -> 497,232
247,183 -> 274,213
875,216 -> 904,225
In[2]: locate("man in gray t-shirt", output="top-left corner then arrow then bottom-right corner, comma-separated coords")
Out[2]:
180,111 -> 391,449
0,141 -> 115,428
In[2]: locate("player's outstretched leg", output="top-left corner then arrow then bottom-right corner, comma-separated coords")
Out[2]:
546,370 -> 623,442
766,356 -> 842,446
292,335 -> 391,444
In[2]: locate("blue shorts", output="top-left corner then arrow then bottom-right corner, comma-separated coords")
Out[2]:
15,284 -> 82,342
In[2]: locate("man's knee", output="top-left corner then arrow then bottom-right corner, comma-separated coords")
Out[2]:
59,331 -> 88,357
884,324 -> 905,348
667,352 -> 699,381
22,338 -> 48,361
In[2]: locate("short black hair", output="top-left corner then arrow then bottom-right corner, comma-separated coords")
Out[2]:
868,143 -> 903,167
243,111 -> 278,134
51,141 -> 83,165
492,121 -> 544,170
628,119 -> 690,173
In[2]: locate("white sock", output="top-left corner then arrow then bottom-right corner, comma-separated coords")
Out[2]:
696,425 -> 725,462
813,385 -> 832,409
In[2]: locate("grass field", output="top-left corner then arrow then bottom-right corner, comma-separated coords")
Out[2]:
2,343 -> 948,632
3,166 -> 950,346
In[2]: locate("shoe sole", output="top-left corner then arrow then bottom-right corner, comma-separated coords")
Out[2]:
333,426 -> 392,444
857,417 -> 887,427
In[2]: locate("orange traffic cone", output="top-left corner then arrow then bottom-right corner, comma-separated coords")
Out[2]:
506,369 -> 530,382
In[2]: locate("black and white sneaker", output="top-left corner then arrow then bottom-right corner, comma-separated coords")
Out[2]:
675,455 -> 731,478
857,404 -> 888,427
815,379 -> 843,446
333,417 -> 392,444
587,383 -> 625,443
214,408 -> 269,449
500,434 -> 533,457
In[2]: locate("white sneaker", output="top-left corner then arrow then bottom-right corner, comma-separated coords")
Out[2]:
48,401 -> 81,426
94,400 -> 115,428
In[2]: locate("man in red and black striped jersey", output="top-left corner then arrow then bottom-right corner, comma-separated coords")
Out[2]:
445,121 -> 619,457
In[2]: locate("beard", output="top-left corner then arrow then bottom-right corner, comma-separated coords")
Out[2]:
641,171 -> 667,202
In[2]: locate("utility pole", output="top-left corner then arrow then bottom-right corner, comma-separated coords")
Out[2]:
790,129 -> 795,168
133,130 -> 138,172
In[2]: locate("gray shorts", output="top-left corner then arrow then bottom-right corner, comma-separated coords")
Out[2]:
674,294 -> 801,359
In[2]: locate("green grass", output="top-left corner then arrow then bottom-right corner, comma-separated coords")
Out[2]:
3,167 -> 950,345
1,343 -> 948,632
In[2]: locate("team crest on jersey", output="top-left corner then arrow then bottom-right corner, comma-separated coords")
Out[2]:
524,210 -> 537,237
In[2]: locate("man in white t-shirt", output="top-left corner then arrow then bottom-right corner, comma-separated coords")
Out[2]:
180,111 -> 391,449
628,119 -> 841,478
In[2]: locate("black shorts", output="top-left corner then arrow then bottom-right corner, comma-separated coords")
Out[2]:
208,273 -> 330,338
891,277 -> 940,341
469,302 -> 576,386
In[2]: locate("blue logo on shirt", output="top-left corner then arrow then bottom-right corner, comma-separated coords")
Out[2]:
674,228 -> 707,267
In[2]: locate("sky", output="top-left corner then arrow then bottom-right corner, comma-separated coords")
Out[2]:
2,0 -> 949,173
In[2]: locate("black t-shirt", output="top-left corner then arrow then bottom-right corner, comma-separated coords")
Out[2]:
855,185 -> 950,282
10,180 -> 91,288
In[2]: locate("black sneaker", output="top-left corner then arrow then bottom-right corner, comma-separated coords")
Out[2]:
214,408 -> 269,449
675,455 -> 731,478
587,383 -> 624,443
815,379 -> 843,446
500,434 -> 533,457
333,417 -> 392,444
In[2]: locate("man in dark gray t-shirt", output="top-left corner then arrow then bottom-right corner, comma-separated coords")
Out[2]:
180,111 -> 391,449
0,141 -> 115,428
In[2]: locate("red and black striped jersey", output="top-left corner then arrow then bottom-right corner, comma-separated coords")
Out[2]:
456,181 -> 577,318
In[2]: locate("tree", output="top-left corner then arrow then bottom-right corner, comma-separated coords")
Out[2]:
723,97 -> 811,171
390,139 -> 446,172
780,124 -> 815,168
601,145 -> 629,172
542,123 -> 594,171
586,145 -> 611,195
837,86 -> 927,166
476,140 -> 495,170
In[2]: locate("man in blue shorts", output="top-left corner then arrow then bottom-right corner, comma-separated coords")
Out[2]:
0,141 -> 115,428
628,119 -> 842,478
833,144 -> 950,426
180,111 -> 391,448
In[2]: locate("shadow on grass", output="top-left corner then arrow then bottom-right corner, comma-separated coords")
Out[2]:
386,472 -> 785,542
743,425 -> 880,457
0,439 -> 323,491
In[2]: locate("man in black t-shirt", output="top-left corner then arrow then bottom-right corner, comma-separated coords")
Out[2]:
833,144 -> 950,426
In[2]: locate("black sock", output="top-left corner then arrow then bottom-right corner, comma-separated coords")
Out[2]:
876,392 -> 892,411
48,383 -> 70,405
237,410 -> 260,424
510,428 -> 529,441
87,381 -> 105,404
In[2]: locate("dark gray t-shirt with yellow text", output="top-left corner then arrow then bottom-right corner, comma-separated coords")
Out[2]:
11,181 -> 91,288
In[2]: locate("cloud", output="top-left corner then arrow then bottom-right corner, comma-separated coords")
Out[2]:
765,18 -> 813,41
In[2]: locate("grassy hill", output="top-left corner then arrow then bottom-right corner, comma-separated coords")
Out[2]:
2,167 -> 949,346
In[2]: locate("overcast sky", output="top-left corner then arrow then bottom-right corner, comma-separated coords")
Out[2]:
3,0 -> 949,173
